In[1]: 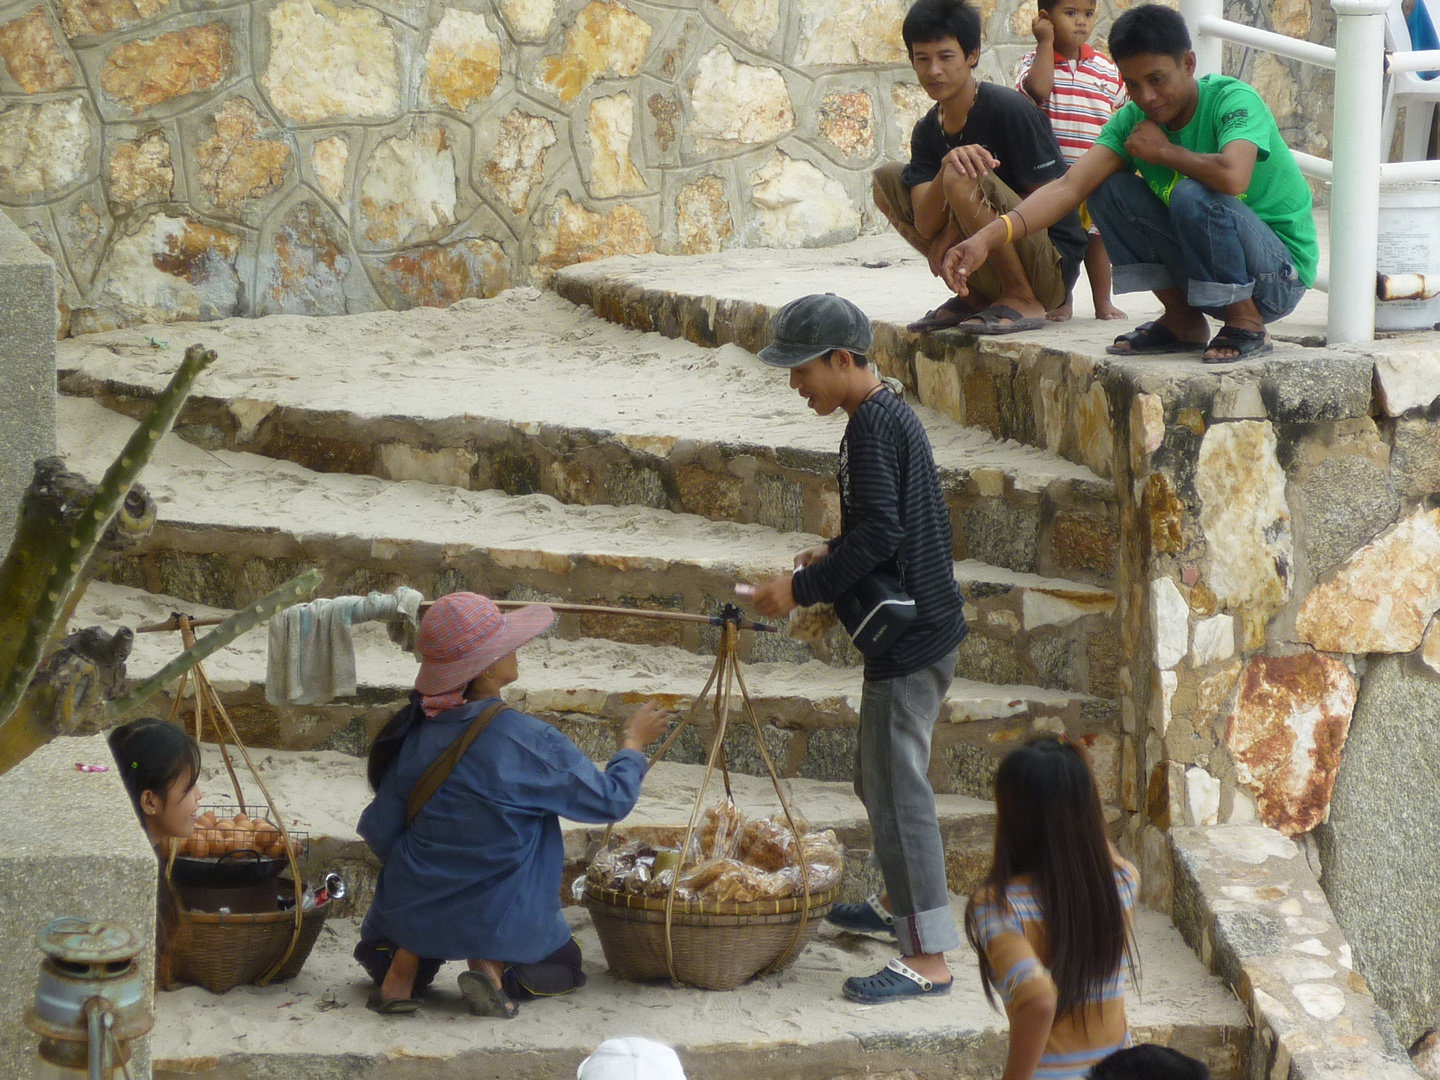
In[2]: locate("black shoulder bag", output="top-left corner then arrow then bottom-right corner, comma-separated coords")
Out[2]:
834,565 -> 916,659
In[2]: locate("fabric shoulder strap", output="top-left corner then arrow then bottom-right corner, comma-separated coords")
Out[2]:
405,700 -> 507,826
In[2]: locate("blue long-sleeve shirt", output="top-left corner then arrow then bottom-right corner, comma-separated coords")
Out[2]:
358,697 -> 646,963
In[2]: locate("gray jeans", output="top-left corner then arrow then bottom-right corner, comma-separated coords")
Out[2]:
854,649 -> 959,956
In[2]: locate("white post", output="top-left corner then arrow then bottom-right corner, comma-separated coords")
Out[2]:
1180,0 -> 1224,76
1328,0 -> 1391,345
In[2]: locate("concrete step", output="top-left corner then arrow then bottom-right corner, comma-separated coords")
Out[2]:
60,397 -> 1119,698
57,288 -> 1117,586
553,233 -> 1353,478
82,582 -> 1118,801
150,900 -> 1248,1080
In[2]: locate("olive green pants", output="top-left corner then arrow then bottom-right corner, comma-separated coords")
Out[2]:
871,162 -> 1067,311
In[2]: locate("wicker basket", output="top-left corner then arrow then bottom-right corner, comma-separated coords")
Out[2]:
171,899 -> 329,994
585,883 -> 838,990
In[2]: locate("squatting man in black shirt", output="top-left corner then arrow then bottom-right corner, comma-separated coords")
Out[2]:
748,293 -> 969,1004
872,0 -> 1088,334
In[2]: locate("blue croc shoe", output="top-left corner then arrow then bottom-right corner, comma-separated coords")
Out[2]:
842,958 -> 953,1004
826,893 -> 896,938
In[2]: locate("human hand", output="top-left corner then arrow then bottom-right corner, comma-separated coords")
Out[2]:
927,220 -> 963,277
793,543 -> 830,569
941,235 -> 991,296
1031,11 -> 1054,45
1124,119 -> 1172,165
751,573 -> 798,619
941,143 -> 1000,180
621,700 -> 672,753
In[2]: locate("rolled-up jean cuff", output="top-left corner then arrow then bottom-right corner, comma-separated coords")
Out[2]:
1188,278 -> 1255,308
1112,262 -> 1175,294
895,904 -> 961,956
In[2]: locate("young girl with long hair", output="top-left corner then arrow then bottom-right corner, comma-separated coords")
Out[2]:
965,735 -> 1139,1080
108,717 -> 205,985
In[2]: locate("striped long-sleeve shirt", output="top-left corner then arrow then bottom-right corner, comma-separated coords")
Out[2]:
970,860 -> 1140,1080
790,384 -> 966,680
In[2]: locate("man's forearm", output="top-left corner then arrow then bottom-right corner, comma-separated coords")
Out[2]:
1156,144 -> 1252,196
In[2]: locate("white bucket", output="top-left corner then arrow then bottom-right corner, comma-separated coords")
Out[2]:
1375,182 -> 1440,331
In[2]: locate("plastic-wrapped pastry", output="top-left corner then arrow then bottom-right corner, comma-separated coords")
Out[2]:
739,817 -> 794,872
678,857 -> 740,893
698,800 -> 746,860
787,603 -> 838,642
701,862 -> 770,903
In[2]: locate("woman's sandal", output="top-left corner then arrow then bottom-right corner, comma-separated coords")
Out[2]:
906,295 -> 979,333
365,990 -> 423,1015
1105,321 -> 1206,356
1203,325 -> 1272,363
826,893 -> 897,938
458,970 -> 518,1019
842,957 -> 953,1004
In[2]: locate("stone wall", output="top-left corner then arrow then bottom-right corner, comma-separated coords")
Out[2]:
0,209 -> 56,547
0,0 -> 1320,336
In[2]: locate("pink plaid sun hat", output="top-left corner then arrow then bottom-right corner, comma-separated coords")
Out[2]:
414,592 -> 555,696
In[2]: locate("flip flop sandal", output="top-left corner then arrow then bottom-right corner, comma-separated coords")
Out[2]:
906,296 -> 979,332
1203,325 -> 1272,363
1105,321 -> 1207,356
458,970 -> 518,1019
826,893 -> 897,938
842,957 -> 954,1004
365,990 -> 423,1015
957,303 -> 1047,336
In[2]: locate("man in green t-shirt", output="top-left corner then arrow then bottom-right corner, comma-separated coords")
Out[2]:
940,3 -> 1318,361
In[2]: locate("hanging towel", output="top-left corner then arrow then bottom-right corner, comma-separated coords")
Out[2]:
266,587 -> 425,706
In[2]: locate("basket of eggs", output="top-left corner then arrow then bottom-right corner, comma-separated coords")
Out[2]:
165,805 -> 328,994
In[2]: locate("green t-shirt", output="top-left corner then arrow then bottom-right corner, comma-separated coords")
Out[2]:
1094,74 -> 1318,287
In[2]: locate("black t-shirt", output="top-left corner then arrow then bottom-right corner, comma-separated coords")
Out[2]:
902,82 -> 1089,289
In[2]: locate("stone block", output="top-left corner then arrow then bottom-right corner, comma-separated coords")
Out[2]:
798,725 -> 856,782
689,46 -> 793,150
1259,352 -> 1375,422
258,201 -> 351,316
358,124 -> 457,248
108,130 -> 173,205
0,213 -> 56,548
0,736 -> 158,1080
1223,653 -> 1354,836
748,152 -> 859,248
710,0 -> 780,50
0,97 -> 93,199
1194,420 -> 1292,629
100,23 -> 231,111
537,0 -> 651,104
960,500 -> 1038,573
796,0 -> 907,65
1291,450 -> 1399,579
1391,418 -> 1440,499
1316,654 -> 1440,1046
482,109 -> 557,217
587,92 -> 645,198
534,195 -> 653,274
421,8 -> 502,112
1151,576 -> 1189,671
0,8 -> 77,93
1371,342 -> 1440,416
673,175 -> 733,255
817,90 -> 876,158
195,98 -> 290,213
1296,506 -> 1440,655
263,0 -> 400,123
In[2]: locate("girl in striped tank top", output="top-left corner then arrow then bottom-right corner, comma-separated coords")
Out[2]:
965,735 -> 1140,1080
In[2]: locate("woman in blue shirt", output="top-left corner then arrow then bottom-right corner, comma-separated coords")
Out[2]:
356,592 -> 670,1017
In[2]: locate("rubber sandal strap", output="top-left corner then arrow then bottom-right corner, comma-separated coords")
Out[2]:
866,894 -> 895,926
885,956 -> 933,992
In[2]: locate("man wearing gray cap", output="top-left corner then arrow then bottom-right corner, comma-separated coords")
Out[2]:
748,293 -> 967,1004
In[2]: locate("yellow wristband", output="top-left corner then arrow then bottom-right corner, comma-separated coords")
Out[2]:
1001,213 -> 1014,246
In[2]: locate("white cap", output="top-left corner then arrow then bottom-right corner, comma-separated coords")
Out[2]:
577,1037 -> 687,1080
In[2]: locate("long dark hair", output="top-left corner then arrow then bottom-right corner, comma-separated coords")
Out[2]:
108,717 -> 201,819
367,693 -> 424,791
964,735 -> 1138,1020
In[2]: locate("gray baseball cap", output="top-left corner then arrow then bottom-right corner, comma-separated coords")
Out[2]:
757,293 -> 874,369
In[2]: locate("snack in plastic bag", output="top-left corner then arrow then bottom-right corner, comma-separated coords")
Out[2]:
788,603 -> 838,642
739,817 -> 794,872
698,800 -> 746,860
702,862 -> 770,903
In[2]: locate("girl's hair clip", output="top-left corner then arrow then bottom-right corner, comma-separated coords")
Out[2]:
131,760 -> 139,768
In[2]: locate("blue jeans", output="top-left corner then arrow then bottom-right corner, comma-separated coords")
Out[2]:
855,649 -> 959,956
1086,171 -> 1306,322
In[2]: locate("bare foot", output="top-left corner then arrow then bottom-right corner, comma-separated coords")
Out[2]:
1094,301 -> 1127,320
1047,297 -> 1074,323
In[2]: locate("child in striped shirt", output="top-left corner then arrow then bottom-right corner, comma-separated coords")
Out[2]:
1018,0 -> 1128,321
965,735 -> 1140,1080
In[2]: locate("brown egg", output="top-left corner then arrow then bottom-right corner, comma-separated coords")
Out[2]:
189,834 -> 211,858
234,813 -> 252,830
267,835 -> 287,859
253,822 -> 280,853
196,811 -> 217,829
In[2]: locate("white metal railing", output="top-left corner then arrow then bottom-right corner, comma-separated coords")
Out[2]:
1179,0 -> 1439,342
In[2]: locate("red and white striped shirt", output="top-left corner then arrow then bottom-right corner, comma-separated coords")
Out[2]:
1016,44 -> 1127,165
